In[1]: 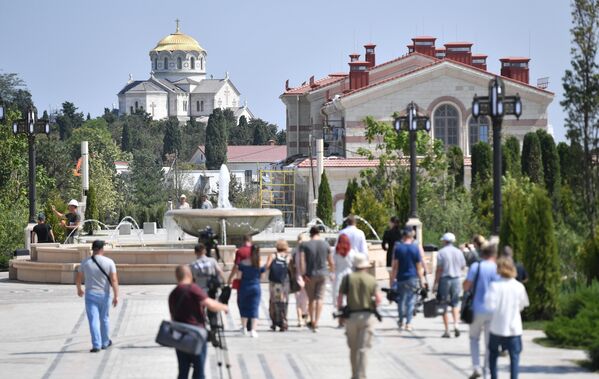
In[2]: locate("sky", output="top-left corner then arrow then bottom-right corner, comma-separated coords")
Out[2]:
0,0 -> 572,141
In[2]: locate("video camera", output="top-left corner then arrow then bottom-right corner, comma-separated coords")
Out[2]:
382,287 -> 398,303
333,306 -> 382,322
198,226 -> 221,262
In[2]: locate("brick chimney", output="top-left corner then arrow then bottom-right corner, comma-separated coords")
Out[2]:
364,44 -> 376,67
471,54 -> 487,70
411,36 -> 436,57
500,57 -> 530,84
444,42 -> 473,65
349,55 -> 370,90
435,47 -> 446,59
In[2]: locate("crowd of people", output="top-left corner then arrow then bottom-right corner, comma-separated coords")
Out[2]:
71,213 -> 530,379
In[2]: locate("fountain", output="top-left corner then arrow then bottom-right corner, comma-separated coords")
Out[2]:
165,164 -> 282,243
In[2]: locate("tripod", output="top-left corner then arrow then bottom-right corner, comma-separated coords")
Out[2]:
210,311 -> 232,379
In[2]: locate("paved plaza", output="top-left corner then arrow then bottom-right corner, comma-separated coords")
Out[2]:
0,272 -> 596,379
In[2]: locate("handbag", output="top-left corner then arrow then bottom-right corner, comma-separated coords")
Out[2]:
287,253 -> 301,293
231,278 -> 241,290
460,262 -> 481,324
155,286 -> 208,355
423,298 -> 439,318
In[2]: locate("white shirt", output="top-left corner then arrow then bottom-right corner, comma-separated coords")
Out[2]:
178,202 -> 191,209
484,278 -> 529,336
339,225 -> 368,257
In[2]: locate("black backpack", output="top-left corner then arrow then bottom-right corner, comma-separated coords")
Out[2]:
268,253 -> 289,284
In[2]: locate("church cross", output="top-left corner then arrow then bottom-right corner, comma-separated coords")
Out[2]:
224,88 -> 230,106
175,19 -> 180,32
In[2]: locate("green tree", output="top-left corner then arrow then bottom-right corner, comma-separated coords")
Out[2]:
130,150 -> 166,208
471,142 -> 492,186
316,171 -> 333,226
446,145 -> 464,188
523,186 -> 560,320
121,122 -> 131,152
342,178 -> 358,218
276,129 -> 286,145
561,0 -> 599,235
580,226 -> 599,284
180,118 -> 206,160
536,129 -> 561,200
83,186 -> 99,234
521,132 -> 544,184
205,109 -> 227,169
56,101 -> 84,140
251,118 -> 278,145
229,115 -> 251,145
352,186 -> 389,239
499,177 -> 530,262
502,136 -> 521,178
162,117 -> 182,159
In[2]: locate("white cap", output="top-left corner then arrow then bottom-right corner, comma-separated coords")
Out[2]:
68,199 -> 79,207
180,194 -> 187,199
440,232 -> 456,243
353,255 -> 370,269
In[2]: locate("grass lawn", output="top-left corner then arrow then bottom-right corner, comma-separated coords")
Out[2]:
523,320 -> 549,330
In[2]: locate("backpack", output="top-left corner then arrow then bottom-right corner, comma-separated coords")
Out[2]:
190,257 -> 219,292
268,253 -> 289,284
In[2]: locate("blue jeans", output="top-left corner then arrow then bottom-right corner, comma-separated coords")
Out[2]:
489,334 -> 522,379
396,278 -> 419,325
84,291 -> 111,349
176,341 -> 207,379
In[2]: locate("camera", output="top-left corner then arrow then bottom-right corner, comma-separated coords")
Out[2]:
198,226 -> 221,261
382,287 -> 398,303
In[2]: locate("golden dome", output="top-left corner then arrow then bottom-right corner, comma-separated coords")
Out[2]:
151,21 -> 204,53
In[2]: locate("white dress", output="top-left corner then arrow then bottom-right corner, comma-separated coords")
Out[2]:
332,249 -> 358,306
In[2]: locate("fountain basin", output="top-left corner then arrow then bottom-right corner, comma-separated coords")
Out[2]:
165,208 -> 282,238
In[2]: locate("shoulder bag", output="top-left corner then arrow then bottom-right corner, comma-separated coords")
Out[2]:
460,262 -> 481,324
91,255 -> 111,285
156,286 -> 208,355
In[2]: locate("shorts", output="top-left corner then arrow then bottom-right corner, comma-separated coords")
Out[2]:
304,275 -> 327,301
438,276 -> 461,310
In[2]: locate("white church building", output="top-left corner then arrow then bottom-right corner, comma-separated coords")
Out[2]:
118,21 -> 253,123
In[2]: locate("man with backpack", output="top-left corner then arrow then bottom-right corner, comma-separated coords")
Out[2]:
265,240 -> 291,331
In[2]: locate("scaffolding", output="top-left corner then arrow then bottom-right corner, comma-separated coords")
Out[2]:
259,169 -> 295,227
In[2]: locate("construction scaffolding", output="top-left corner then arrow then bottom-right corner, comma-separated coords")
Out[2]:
259,170 -> 295,227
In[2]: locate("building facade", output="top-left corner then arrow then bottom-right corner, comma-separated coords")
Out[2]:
118,21 -> 253,123
280,36 -> 553,158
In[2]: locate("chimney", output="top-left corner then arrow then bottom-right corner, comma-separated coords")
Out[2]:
407,44 -> 415,54
411,36 -> 436,57
349,53 -> 360,62
444,42 -> 473,65
500,57 -> 530,84
435,47 -> 446,59
309,75 -> 317,88
349,56 -> 370,91
471,54 -> 487,70
364,44 -> 376,67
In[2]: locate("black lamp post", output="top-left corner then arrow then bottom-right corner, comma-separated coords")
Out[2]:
0,103 -> 51,223
472,76 -> 522,236
394,101 -> 431,219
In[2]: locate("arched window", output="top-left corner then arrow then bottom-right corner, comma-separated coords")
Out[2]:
469,116 -> 490,152
135,101 -> 139,111
196,101 -> 200,111
200,101 -> 204,112
200,57 -> 204,70
164,57 -> 168,70
177,57 -> 182,69
433,104 -> 459,147
191,57 -> 196,69
154,58 -> 157,70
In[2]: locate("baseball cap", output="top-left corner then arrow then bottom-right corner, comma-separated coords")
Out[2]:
440,232 -> 456,243
68,199 -> 79,207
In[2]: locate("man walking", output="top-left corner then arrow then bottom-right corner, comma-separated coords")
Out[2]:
433,232 -> 466,338
464,243 -> 499,379
389,228 -> 426,331
339,215 -> 368,257
300,226 -> 334,332
32,212 -> 55,243
169,265 -> 228,379
338,255 -> 381,379
191,244 -> 225,297
76,240 -> 119,352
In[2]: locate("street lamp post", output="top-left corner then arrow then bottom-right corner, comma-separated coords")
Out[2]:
0,103 -> 51,223
471,77 -> 522,236
394,102 -> 431,240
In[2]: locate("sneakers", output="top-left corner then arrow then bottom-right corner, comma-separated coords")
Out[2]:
454,328 -> 461,338
468,370 -> 482,379
101,340 -> 112,350
397,321 -> 404,330
90,348 -> 101,353
240,326 -> 248,336
441,331 -> 451,338
250,330 -> 259,338
404,324 -> 413,332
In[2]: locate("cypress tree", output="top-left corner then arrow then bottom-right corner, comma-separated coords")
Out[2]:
502,136 -> 521,178
316,171 -> 333,226
471,142 -> 492,186
84,186 -> 99,235
499,177 -> 528,262
523,186 -> 560,320
205,109 -> 227,169
121,122 -> 131,152
536,129 -> 561,199
342,178 -> 358,218
447,145 -> 464,187
162,117 -> 182,159
521,132 -> 544,184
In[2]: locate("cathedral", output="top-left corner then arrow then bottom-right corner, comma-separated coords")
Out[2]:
118,21 -> 253,123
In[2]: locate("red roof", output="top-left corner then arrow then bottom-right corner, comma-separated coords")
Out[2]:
444,42 -> 473,46
500,57 -> 530,61
295,156 -> 475,168
196,145 -> 287,163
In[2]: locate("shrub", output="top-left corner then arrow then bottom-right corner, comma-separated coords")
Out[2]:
521,132 -> 544,185
352,186 -> 389,239
343,178 -> 358,218
316,171 -> 333,227
446,146 -> 464,188
580,227 -> 599,284
84,186 -> 99,235
471,142 -> 492,187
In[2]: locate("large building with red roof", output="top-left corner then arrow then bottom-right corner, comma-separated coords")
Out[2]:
280,36 -> 554,159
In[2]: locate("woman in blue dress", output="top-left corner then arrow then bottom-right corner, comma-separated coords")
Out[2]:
237,245 -> 265,338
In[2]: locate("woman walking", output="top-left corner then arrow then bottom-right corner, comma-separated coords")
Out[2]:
237,245 -> 265,338
484,257 -> 529,379
292,233 -> 310,327
382,216 -> 402,267
265,240 -> 291,331
332,234 -> 357,327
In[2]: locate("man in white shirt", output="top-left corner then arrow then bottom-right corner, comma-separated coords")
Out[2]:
177,194 -> 191,209
339,215 -> 368,257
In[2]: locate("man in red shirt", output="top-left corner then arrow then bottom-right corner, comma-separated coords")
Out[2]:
169,265 -> 227,379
